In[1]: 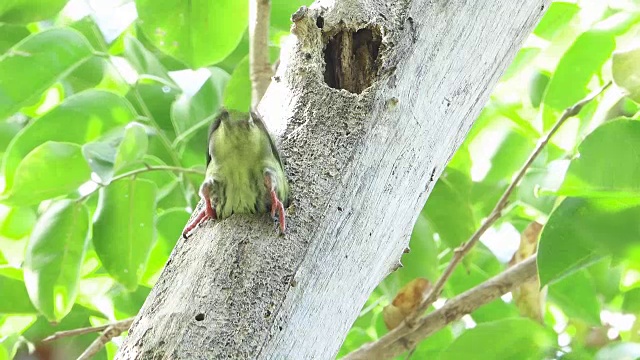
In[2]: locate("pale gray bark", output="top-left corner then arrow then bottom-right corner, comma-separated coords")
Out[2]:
116,0 -> 548,359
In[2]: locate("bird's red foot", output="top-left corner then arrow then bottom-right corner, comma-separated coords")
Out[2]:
182,184 -> 217,239
265,173 -> 286,234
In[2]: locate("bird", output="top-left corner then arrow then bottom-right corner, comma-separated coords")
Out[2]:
182,109 -> 290,238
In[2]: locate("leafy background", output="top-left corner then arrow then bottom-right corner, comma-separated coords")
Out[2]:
0,0 -> 639,359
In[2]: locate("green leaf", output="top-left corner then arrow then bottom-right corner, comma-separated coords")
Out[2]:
439,318 -> 555,360
215,31 -> 248,74
0,206 -> 36,239
424,169 -> 476,247
0,28 -> 94,120
123,35 -> 173,83
538,197 -> 640,285
516,160 -> 567,216
0,24 -> 29,53
533,2 -> 579,40
622,288 -> 640,313
126,76 -> 181,133
2,90 -> 137,190
93,178 -> 157,291
502,47 -> 540,81
171,67 -> 229,136
412,328 -> 454,359
135,0 -> 248,68
271,0 -> 311,31
613,46 -> 640,103
223,56 -> 250,112
400,214 -> 438,282
447,245 -> 518,323
559,120 -> 640,198
529,70 -> 550,108
23,200 -> 90,323
108,285 -> 151,318
0,274 -> 36,313
114,123 -> 148,171
587,257 -> 622,303
0,0 -> 69,24
142,208 -> 190,285
22,304 -> 107,359
82,141 -> 117,183
65,17 -> 109,92
595,342 -> 640,360
1,142 -> 91,206
541,31 -> 616,130
223,48 -> 278,111
548,269 -> 601,324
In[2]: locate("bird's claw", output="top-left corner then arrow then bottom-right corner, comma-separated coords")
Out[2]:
182,195 -> 217,239
269,189 -> 286,234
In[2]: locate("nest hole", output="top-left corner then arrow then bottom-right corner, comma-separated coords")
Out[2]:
323,27 -> 382,93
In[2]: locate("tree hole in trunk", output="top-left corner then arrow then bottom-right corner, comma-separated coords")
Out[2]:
323,27 -> 382,93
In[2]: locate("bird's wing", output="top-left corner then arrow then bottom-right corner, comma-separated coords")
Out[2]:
250,111 -> 285,170
206,110 -> 225,167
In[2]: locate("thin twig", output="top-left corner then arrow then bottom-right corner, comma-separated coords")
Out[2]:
76,319 -> 134,360
249,0 -> 272,106
344,256 -> 538,359
77,164 -> 205,202
344,81 -> 612,358
42,318 -> 134,343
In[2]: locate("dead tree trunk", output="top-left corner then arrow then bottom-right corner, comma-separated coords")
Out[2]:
116,0 -> 548,358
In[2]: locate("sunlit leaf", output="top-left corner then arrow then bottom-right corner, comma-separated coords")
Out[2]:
0,28 -> 94,120
2,90 -> 136,191
549,270 -> 601,325
559,119 -> 640,198
0,206 -> 36,239
424,169 -> 475,247
171,67 -> 229,136
142,208 -> 189,286
23,200 -> 90,322
93,178 -> 157,291
612,46 -> 640,103
542,31 -> 615,129
533,2 -> 579,40
0,0 -> 69,24
538,197 -> 640,285
0,274 -> 36,314
1,142 -> 91,206
123,35 -> 173,83
114,122 -> 148,171
136,0 -> 248,68
0,24 -> 29,53
439,318 -> 555,360
594,342 -> 640,360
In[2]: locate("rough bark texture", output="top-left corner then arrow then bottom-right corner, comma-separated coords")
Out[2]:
116,0 -> 548,359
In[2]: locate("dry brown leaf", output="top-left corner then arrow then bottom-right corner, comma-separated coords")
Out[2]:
509,221 -> 546,323
383,278 -> 430,330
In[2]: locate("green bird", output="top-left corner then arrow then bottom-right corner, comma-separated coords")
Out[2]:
182,109 -> 290,238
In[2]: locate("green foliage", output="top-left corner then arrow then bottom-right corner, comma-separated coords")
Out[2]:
0,1 -> 639,359
0,1 -> 312,357
342,2 -> 640,359
135,0 -> 249,68
23,200 -> 90,322
439,318 -> 556,360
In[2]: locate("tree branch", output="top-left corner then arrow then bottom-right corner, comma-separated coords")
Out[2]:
414,81 -> 612,318
41,318 -> 133,343
344,82 -> 612,359
249,0 -> 272,106
77,319 -> 134,360
344,256 -> 538,359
